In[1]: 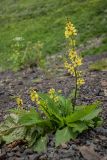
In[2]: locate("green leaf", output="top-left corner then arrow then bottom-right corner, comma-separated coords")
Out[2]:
0,115 -> 19,135
65,103 -> 99,123
2,127 -> 25,144
81,108 -> 102,121
9,113 -> 19,123
67,122 -> 88,133
93,117 -> 103,127
0,136 -> 3,144
33,136 -> 47,153
55,127 -> 76,147
39,93 -> 64,126
58,95 -> 73,116
26,127 -> 39,147
18,108 -> 41,126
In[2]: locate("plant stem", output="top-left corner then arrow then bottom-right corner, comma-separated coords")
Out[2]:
72,70 -> 78,112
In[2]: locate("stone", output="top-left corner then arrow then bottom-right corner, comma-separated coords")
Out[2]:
39,154 -> 47,160
0,91 -> 5,95
7,152 -> 15,157
79,145 -> 101,160
86,140 -> 91,145
18,81 -> 23,85
28,154 -> 40,160
95,127 -> 107,136
23,148 -> 33,155
12,146 -> 20,152
0,152 -> 6,160
61,143 -> 68,149
0,148 -> 6,160
15,151 -> 21,157
15,158 -> 25,160
102,156 -> 107,160
59,148 -> 75,158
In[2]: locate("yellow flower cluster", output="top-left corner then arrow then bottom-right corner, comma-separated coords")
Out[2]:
64,61 -> 75,76
48,88 -> 59,102
64,20 -> 85,87
30,89 -> 40,105
16,97 -> 23,108
48,88 -> 55,95
77,78 -> 85,86
69,50 -> 82,66
65,21 -> 77,38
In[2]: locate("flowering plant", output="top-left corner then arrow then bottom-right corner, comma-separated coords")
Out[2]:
0,20 -> 102,152
10,39 -> 44,71
64,20 -> 85,111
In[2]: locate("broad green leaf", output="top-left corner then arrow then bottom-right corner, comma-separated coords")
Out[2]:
81,108 -> 102,121
18,108 -> 41,126
39,93 -> 64,126
67,122 -> 88,133
27,127 -> 39,147
65,103 -> 99,123
58,95 -> 73,116
9,113 -> 19,123
33,136 -> 47,153
55,127 -> 76,147
2,127 -> 25,144
8,108 -> 26,115
0,115 -> 19,135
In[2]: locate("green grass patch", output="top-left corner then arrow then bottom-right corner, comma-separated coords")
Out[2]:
89,58 -> 107,71
0,0 -> 107,70
81,43 -> 107,57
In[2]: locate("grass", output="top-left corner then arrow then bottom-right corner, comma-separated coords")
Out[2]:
0,0 -> 107,70
89,58 -> 107,71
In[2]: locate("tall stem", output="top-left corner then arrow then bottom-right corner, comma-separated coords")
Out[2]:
72,69 -> 78,112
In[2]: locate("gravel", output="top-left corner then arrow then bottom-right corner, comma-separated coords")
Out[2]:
0,53 -> 107,160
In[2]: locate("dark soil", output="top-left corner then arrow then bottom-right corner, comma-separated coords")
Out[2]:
0,53 -> 107,160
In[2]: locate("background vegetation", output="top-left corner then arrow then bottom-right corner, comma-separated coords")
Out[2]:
0,0 -> 107,70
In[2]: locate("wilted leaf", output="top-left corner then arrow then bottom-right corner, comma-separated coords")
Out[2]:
2,127 -> 25,144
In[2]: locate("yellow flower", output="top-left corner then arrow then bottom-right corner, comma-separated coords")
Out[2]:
77,71 -> 82,77
64,61 -> 69,68
73,56 -> 82,66
50,95 -> 54,99
36,101 -> 40,105
77,78 -> 85,86
48,88 -> 55,95
48,88 -> 59,102
16,97 -> 23,108
64,61 -> 75,76
69,50 -> 77,60
58,90 -> 62,93
54,96 -> 59,102
48,88 -> 55,99
65,21 -> 77,38
30,89 -> 40,105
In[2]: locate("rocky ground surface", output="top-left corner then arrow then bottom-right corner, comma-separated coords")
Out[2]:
0,53 -> 107,160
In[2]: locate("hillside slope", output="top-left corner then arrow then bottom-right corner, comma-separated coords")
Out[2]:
0,0 -> 107,70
